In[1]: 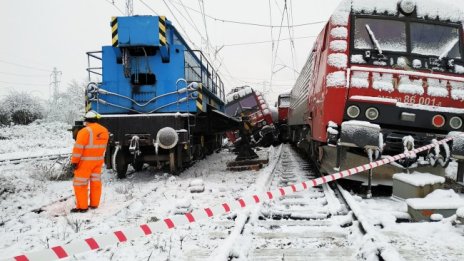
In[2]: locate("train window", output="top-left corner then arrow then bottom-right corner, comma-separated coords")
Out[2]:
225,102 -> 240,116
354,18 -> 406,52
225,95 -> 259,117
240,95 -> 259,110
279,96 -> 290,107
184,52 -> 202,83
410,23 -> 461,59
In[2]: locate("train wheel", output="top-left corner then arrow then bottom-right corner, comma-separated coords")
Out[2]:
192,144 -> 205,160
169,149 -> 176,174
176,145 -> 183,172
132,160 -> 144,172
114,149 -> 129,179
457,160 -> 464,183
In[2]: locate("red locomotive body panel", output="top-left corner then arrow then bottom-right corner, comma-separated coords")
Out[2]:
278,107 -> 288,123
277,93 -> 291,124
288,0 -> 464,184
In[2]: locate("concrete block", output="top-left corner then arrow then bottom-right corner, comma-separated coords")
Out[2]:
407,198 -> 464,222
393,173 -> 445,199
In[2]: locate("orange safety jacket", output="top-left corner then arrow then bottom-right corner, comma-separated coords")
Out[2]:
71,123 -> 109,164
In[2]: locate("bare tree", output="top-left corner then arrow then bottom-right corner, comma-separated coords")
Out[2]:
46,80 -> 85,124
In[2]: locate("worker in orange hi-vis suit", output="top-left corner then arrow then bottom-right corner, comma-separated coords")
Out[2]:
70,110 -> 109,213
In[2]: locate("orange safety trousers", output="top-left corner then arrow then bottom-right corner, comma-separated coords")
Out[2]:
74,162 -> 103,209
71,123 -> 109,209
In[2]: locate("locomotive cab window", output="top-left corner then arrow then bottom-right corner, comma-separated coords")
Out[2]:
278,96 -> 290,107
410,23 -> 461,59
354,18 -> 407,53
351,15 -> 464,72
225,95 -> 259,117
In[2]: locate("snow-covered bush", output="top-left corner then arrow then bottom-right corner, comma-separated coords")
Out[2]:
0,176 -> 16,200
0,91 -> 44,125
31,159 -> 73,181
46,80 -> 85,124
0,105 -> 9,126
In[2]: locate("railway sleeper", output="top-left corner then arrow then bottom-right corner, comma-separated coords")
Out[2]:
260,210 -> 331,220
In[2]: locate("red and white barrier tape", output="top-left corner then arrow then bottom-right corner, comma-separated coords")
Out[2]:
4,137 -> 453,261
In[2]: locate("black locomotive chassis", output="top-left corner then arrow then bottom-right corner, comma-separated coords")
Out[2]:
99,114 -> 191,147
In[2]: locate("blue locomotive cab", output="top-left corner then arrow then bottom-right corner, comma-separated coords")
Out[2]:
84,15 -> 239,177
87,16 -> 220,114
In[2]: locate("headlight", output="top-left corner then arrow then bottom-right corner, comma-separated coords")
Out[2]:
347,105 -> 360,118
449,116 -> 462,129
262,120 -> 267,126
156,127 -> 179,149
399,0 -> 415,15
365,107 -> 379,121
432,115 -> 445,128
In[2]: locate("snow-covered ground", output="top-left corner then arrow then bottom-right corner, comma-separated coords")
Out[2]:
1,123 -> 464,260
0,121 -> 73,160
354,194 -> 464,261
0,122 -> 279,260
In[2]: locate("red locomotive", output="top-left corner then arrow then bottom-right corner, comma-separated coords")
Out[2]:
276,92 -> 291,142
288,0 -> 464,185
225,86 -> 278,147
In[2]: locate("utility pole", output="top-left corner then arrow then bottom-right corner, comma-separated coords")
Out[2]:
126,0 -> 133,16
50,67 -> 62,104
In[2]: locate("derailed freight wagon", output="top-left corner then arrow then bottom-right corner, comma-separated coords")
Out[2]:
80,16 -> 239,178
288,0 -> 464,185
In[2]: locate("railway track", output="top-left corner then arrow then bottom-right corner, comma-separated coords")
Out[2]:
0,153 -> 71,166
185,144 -> 402,260
10,144 -> 459,260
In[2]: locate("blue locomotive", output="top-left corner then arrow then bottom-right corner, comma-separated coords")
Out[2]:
83,15 -> 239,177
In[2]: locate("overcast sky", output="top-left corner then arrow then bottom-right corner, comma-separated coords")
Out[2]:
0,0 -> 342,104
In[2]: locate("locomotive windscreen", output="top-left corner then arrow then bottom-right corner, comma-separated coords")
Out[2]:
225,95 -> 259,117
279,96 -> 290,107
354,18 -> 407,52
353,17 -> 462,59
410,23 -> 461,59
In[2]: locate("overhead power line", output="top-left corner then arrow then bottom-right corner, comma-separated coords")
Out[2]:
0,80 -> 49,86
102,0 -> 125,15
138,0 -> 159,15
268,0 -> 275,95
198,0 -> 211,53
125,0 -> 134,16
0,71 -> 49,77
285,0 -> 298,80
178,0 -> 202,38
220,35 -> 316,47
161,0 -> 199,49
269,0 -> 288,92
0,59 -> 51,72
169,0 -> 325,28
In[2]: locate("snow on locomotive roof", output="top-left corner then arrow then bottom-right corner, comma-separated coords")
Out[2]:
225,86 -> 253,104
331,0 -> 464,26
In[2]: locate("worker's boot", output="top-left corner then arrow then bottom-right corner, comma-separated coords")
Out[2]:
70,208 -> 88,213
